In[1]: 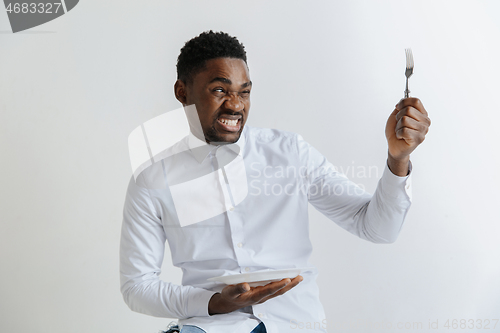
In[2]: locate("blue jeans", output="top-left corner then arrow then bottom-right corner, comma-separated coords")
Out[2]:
165,321 -> 266,333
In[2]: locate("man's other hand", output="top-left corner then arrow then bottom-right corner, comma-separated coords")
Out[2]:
385,97 -> 431,176
208,275 -> 304,315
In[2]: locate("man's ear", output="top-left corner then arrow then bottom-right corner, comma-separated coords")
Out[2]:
174,80 -> 188,105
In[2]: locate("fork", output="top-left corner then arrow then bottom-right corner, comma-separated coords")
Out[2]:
404,48 -> 414,98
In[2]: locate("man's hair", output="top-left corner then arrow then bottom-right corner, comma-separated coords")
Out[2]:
176,30 -> 247,85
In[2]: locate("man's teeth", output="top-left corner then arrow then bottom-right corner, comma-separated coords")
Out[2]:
219,118 -> 238,126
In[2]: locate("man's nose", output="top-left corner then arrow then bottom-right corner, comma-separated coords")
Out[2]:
224,92 -> 244,111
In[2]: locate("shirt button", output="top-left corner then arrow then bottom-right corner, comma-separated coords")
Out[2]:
405,183 -> 410,189
237,242 -> 243,248
228,206 -> 234,211
245,267 -> 250,272
258,313 -> 264,318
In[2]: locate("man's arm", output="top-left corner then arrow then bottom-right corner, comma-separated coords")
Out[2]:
300,97 -> 430,243
120,174 -> 216,318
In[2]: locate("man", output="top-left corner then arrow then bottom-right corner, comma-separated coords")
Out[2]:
120,31 -> 430,333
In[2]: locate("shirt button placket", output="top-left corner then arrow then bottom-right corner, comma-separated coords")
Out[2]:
217,150 -> 251,277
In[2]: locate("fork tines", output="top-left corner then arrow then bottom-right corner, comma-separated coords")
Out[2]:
404,48 -> 414,98
405,48 -> 414,70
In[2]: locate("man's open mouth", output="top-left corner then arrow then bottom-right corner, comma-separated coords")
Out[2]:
216,115 -> 242,132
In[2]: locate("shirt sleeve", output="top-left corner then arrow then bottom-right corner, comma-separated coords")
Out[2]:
297,135 -> 412,244
119,174 -> 217,318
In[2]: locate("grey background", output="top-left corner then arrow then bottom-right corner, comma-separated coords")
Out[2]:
1,1 -> 499,332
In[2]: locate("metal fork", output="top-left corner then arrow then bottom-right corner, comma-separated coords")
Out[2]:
404,48 -> 414,98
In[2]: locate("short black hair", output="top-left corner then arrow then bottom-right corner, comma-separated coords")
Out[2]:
176,30 -> 247,85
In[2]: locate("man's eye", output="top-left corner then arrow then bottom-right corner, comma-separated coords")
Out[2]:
213,88 -> 225,93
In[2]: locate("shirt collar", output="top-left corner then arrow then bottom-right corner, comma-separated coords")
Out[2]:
187,127 -> 247,164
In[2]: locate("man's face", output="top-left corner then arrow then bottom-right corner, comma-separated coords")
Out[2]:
176,57 -> 252,144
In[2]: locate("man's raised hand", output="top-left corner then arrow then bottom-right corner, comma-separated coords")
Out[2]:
385,97 -> 431,176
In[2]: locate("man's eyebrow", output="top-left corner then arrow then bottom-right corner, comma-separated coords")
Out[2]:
209,77 -> 252,88
209,77 -> 232,85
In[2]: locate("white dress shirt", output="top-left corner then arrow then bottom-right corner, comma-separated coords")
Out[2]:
120,125 -> 412,333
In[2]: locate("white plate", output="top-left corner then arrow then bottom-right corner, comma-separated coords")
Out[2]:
207,268 -> 308,287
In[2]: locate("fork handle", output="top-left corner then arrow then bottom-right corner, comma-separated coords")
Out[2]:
404,78 -> 410,98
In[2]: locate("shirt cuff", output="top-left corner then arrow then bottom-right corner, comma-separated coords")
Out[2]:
186,287 -> 219,317
380,159 -> 412,201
